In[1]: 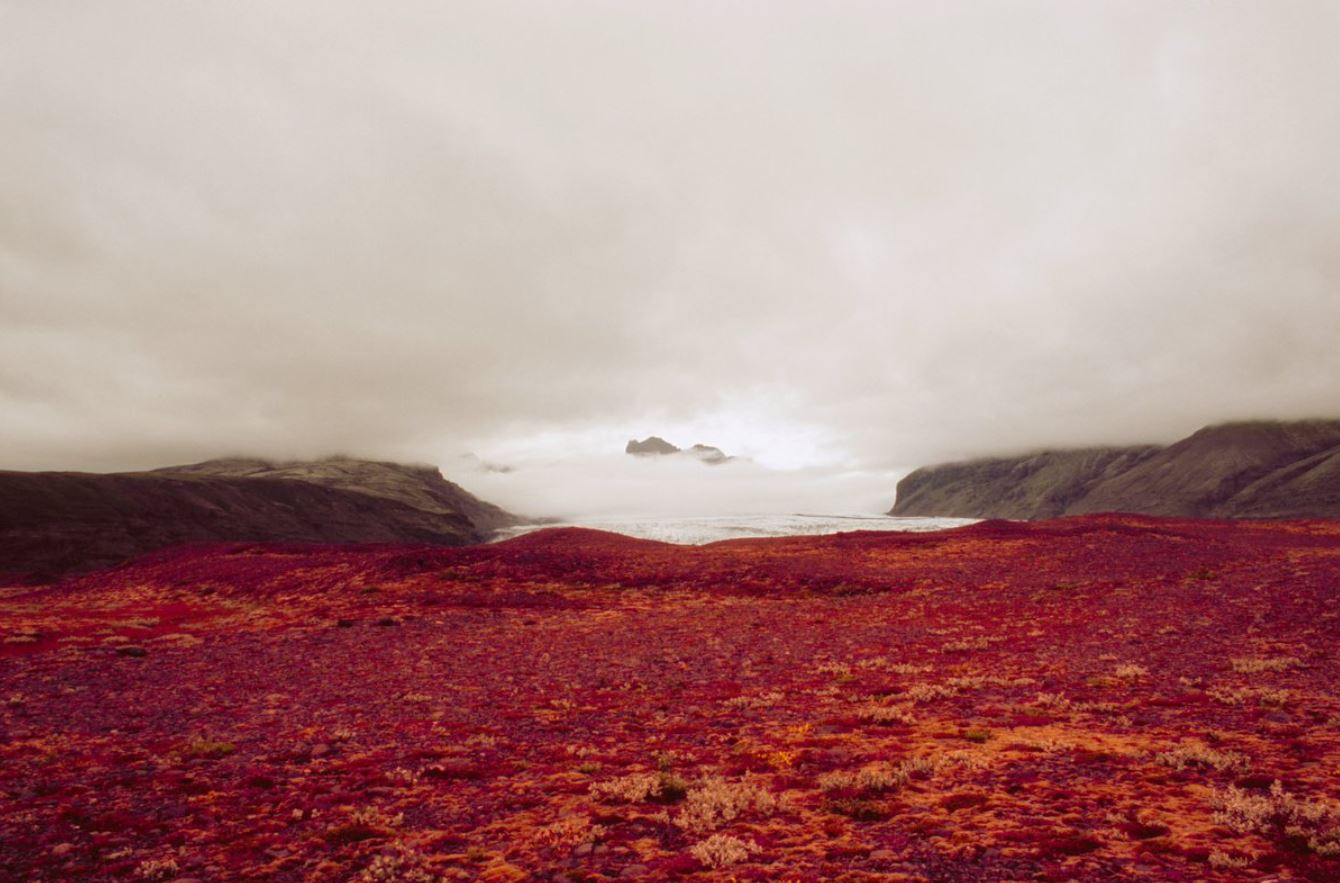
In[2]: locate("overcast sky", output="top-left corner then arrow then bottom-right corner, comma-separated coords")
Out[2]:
3,2 -> 1339,515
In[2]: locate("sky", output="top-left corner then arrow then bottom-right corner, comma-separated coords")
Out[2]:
3,2 -> 1339,517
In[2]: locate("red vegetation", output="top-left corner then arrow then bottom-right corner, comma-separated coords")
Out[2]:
3,515 -> 1340,880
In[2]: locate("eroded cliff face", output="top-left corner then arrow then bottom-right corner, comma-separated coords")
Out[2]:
891,420 -> 1340,519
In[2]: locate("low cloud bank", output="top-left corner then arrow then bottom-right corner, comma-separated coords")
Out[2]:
454,453 -> 898,521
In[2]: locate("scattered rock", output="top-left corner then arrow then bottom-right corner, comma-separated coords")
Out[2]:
116,645 -> 148,658
336,619 -> 355,628
50,843 -> 75,857
310,743 -> 330,759
375,617 -> 398,627
618,865 -> 649,878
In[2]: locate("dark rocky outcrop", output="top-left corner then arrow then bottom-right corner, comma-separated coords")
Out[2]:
892,419 -> 1340,520
687,444 -> 731,465
0,457 -> 517,583
625,437 -> 681,456
625,437 -> 734,464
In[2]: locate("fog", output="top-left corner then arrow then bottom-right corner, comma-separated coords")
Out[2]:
461,452 -> 897,520
3,2 -> 1339,516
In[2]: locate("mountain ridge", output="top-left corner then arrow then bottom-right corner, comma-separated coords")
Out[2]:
891,419 -> 1340,519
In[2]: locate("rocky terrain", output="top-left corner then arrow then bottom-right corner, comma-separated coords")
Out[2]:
892,420 -> 1340,520
0,458 -> 516,583
4,516 -> 1340,880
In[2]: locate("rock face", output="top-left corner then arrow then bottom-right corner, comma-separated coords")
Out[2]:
891,420 -> 1340,519
0,457 -> 518,583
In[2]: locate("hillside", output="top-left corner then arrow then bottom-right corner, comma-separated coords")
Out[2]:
893,420 -> 1340,519
4,516 -> 1340,880
157,457 -> 517,532
0,458 -> 516,582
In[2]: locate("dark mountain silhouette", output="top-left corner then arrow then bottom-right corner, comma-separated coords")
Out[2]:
625,436 -> 681,456
625,437 -> 734,464
891,419 -> 1340,519
0,457 -> 517,583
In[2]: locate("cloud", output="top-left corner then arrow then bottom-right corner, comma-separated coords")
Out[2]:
3,1 -> 1339,513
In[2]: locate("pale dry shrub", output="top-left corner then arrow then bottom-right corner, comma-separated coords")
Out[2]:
1230,656 -> 1302,674
1113,663 -> 1149,680
1208,850 -> 1251,870
388,767 -> 419,786
590,772 -> 663,803
1020,736 -> 1074,753
904,683 -> 959,703
535,815 -> 605,849
855,704 -> 915,725
723,690 -> 784,710
1208,686 -> 1291,707
1154,743 -> 1250,774
948,675 -> 1034,690
136,859 -> 179,881
674,775 -> 778,834
853,657 -> 930,674
1212,782 -> 1340,856
690,833 -> 760,869
349,805 -> 404,829
360,847 -> 440,883
901,755 -> 942,776
818,755 -> 940,793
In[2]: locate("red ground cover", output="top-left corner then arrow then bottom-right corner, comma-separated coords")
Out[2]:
3,515 -> 1340,881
